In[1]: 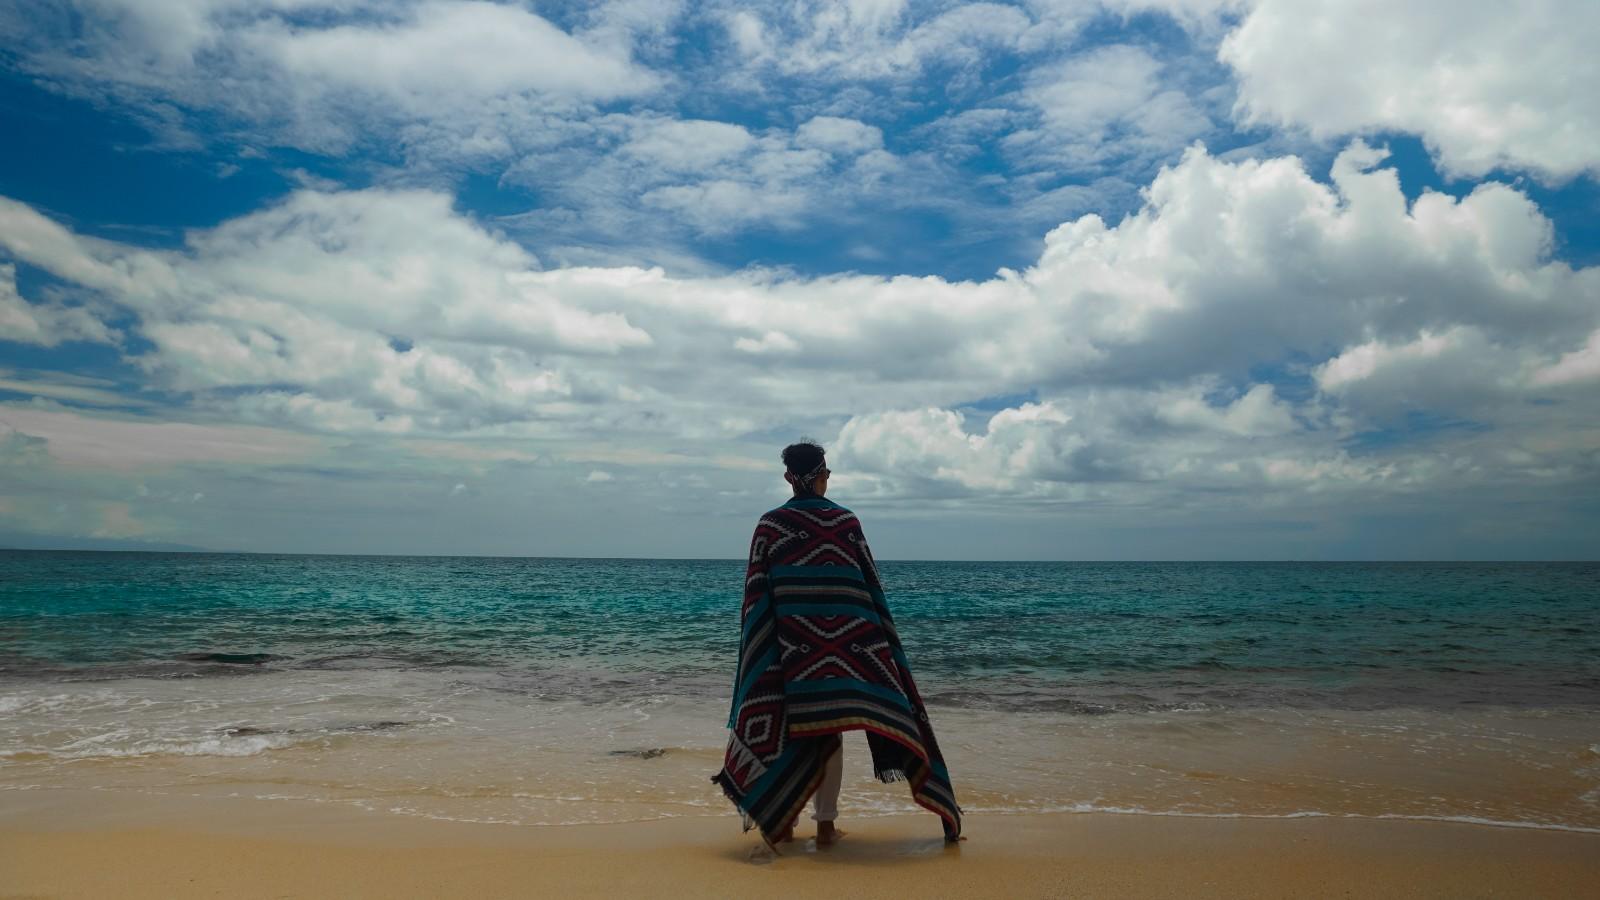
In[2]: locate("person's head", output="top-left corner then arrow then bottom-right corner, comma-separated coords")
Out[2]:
781,441 -> 829,497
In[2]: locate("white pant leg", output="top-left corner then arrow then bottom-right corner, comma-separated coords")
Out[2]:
811,738 -> 843,822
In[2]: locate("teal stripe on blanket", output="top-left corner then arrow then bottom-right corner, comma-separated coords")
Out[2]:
785,676 -> 916,709
741,594 -> 770,641
743,741 -> 800,799
734,645 -> 777,709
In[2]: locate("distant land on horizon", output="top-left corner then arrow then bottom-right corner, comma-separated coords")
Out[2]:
0,533 -> 212,554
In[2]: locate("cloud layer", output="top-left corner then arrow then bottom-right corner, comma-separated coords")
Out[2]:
3,144 -> 1596,520
1,0 -> 1597,556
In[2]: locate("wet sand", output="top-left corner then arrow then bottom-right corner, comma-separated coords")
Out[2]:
2,788 -> 1597,899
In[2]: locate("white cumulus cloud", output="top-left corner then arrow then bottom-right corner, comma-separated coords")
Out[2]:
795,116 -> 885,155
1221,0 -> 1600,180
0,263 -> 117,347
2,140 -> 1596,514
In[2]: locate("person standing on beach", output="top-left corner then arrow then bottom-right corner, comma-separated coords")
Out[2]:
711,441 -> 963,850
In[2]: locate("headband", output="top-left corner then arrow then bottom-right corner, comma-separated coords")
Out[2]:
792,459 -> 827,492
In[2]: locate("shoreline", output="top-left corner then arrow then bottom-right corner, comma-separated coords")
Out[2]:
4,789 -> 1598,898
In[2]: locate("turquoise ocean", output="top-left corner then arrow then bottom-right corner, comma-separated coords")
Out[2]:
3,552 -> 1598,832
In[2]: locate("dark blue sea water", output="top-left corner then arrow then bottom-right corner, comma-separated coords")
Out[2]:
4,552 -> 1598,831
3,552 -> 1596,710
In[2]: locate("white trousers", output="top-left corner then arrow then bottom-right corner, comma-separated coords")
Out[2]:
811,739 -> 843,822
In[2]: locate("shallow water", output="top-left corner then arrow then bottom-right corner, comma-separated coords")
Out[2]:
2,552 -> 1597,831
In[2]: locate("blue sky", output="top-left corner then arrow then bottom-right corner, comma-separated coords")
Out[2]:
0,0 -> 1597,559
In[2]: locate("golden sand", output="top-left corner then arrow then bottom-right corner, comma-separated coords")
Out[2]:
2,788 -> 1598,898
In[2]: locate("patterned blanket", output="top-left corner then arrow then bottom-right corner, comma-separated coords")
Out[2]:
711,497 -> 962,845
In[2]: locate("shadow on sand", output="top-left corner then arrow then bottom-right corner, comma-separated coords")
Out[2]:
724,832 -> 961,866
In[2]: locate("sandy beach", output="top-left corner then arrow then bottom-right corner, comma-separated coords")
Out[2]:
5,557 -> 1597,898
3,0 -> 1599,887
3,788 -> 1598,899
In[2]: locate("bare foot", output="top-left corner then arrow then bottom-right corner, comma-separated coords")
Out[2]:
775,824 -> 795,843
816,822 -> 847,846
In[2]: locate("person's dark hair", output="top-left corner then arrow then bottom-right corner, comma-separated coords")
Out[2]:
781,440 -> 826,476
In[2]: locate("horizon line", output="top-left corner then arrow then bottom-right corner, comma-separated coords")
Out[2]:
1,546 -> 1593,564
